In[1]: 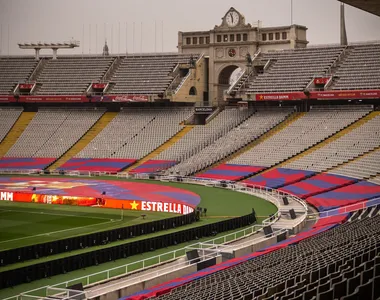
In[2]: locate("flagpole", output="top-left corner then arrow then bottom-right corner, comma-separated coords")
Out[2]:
82,24 -> 84,56
154,20 -> 157,52
111,23 -> 114,54
140,21 -> 143,53
291,0 -> 293,25
0,24 -> 2,56
7,24 -> 10,57
133,22 -> 135,53
89,24 -> 91,54
96,24 -> 98,54
118,22 -> 121,55
161,20 -> 164,52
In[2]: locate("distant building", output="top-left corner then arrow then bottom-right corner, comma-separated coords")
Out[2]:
177,7 -> 309,104
103,41 -> 109,56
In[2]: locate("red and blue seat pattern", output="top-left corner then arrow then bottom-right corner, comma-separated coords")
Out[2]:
121,215 -> 345,300
0,157 -> 55,170
242,168 -> 315,188
130,160 -> 177,174
278,173 -> 357,198
306,181 -> 380,212
119,167 -> 380,300
0,177 -> 201,207
57,158 -> 136,173
196,164 -> 265,181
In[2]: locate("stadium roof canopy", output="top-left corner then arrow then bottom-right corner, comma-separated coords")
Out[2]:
339,0 -> 380,17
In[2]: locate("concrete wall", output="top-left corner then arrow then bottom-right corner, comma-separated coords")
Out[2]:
171,56 -> 207,103
232,235 -> 279,258
91,256 -> 222,300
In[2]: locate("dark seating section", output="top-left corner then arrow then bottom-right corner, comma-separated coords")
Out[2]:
125,209 -> 380,300
36,57 -> 114,95
109,54 -> 198,95
0,57 -> 38,94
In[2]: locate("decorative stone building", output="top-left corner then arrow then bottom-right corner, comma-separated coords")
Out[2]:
178,7 -> 308,104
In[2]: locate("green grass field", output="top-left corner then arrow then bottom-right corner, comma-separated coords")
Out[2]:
0,176 -> 276,251
0,201 -> 174,251
0,175 -> 277,299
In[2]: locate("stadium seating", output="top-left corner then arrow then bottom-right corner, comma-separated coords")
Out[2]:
36,56 -> 114,95
332,43 -> 380,90
157,108 -> 255,164
196,164 -> 265,181
243,168 -> 316,188
0,107 -> 23,142
108,54 -> 198,94
4,108 -> 105,161
169,108 -> 293,176
279,173 -> 357,198
242,46 -> 344,93
123,207 -> 380,300
228,106 -> 370,168
307,181 -> 380,211
0,57 -> 38,94
76,108 -> 192,160
284,110 -> 380,172
0,157 -> 55,170
369,176 -> 380,186
57,158 -> 136,173
329,148 -> 380,179
130,160 -> 177,174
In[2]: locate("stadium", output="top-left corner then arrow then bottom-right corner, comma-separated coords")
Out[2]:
0,0 -> 380,299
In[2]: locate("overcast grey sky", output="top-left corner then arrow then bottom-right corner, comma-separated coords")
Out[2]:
0,0 -> 379,55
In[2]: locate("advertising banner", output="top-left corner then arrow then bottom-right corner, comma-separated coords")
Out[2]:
194,106 -> 213,114
0,95 -> 16,102
18,95 -> 89,103
92,95 -> 149,102
0,190 -> 194,215
19,83 -> 35,90
314,78 -> 330,85
255,92 -> 306,101
309,90 -> 380,100
92,83 -> 107,89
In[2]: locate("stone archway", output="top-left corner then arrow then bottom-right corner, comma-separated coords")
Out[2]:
217,64 -> 243,102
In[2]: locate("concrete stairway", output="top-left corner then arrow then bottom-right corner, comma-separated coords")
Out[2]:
48,112 -> 118,170
280,111 -> 377,169
197,112 -> 304,175
124,125 -> 194,172
0,112 -> 36,158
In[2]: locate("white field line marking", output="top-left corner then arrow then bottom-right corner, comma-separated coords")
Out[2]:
0,219 -> 120,245
0,208 -> 113,220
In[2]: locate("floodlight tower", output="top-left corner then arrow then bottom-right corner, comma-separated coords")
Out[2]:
18,40 -> 80,60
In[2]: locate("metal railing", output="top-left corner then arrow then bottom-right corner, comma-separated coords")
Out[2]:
7,206 -> 281,300
2,172 -> 378,300
3,173 -> 283,300
227,69 -> 247,95
173,53 -> 204,95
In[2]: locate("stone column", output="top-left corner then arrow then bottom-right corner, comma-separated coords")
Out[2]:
35,48 -> 40,60
52,48 -> 58,60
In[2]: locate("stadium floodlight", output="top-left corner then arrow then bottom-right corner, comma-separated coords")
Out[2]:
18,40 -> 80,60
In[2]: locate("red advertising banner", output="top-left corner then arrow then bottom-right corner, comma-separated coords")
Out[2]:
92,83 -> 107,89
18,95 -> 89,103
0,95 -> 16,102
255,92 -> 306,101
93,95 -> 149,102
0,190 -> 194,215
314,78 -> 330,85
309,90 -> 380,100
19,83 -> 35,90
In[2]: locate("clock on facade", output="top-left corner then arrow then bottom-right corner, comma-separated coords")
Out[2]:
226,11 -> 240,27
228,48 -> 236,57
